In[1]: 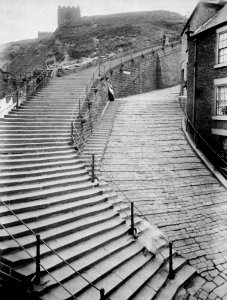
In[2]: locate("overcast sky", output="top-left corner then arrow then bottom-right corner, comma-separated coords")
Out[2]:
0,0 -> 200,45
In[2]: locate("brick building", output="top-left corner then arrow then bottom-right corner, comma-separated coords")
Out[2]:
184,1 -> 227,158
180,0 -> 226,96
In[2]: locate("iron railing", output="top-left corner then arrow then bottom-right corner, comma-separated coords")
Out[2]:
0,69 -> 51,118
0,197 -> 109,299
179,95 -> 227,179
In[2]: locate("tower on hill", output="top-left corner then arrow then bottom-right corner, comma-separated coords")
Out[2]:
57,5 -> 81,27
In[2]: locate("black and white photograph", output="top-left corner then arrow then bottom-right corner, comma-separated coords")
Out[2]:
0,1 -> 227,299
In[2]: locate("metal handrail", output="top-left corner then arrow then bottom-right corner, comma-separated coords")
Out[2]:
73,125 -> 149,230
70,66 -> 99,123
178,97 -> 227,169
0,69 -> 50,115
0,197 -> 102,296
0,221 -> 78,299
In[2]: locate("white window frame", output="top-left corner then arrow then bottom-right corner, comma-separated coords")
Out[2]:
215,25 -> 227,69
214,77 -> 227,116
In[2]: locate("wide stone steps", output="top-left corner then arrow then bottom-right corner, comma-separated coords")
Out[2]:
0,153 -> 78,165
0,163 -> 85,180
0,67 -> 198,300
0,181 -> 99,204
1,207 -> 120,265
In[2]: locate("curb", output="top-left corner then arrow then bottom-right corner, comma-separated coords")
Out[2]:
182,116 -> 227,189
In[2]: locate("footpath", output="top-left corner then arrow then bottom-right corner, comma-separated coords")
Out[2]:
101,86 -> 227,300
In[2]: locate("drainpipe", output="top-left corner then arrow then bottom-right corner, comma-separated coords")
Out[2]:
192,38 -> 197,127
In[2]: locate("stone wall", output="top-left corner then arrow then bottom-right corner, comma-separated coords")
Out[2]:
73,42 -> 181,150
108,42 -> 181,98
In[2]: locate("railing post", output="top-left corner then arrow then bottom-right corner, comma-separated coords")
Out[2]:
32,79 -> 35,96
16,90 -> 19,108
131,202 -> 134,234
71,121 -> 74,146
91,154 -> 95,183
100,288 -> 105,300
79,98 -> 81,117
86,84 -> 88,98
128,202 -> 137,238
35,234 -> 41,284
168,242 -> 175,279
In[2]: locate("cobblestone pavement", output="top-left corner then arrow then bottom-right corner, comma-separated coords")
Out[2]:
101,86 -> 227,300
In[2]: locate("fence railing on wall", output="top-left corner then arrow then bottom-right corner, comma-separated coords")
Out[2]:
179,98 -> 227,180
0,69 -> 51,118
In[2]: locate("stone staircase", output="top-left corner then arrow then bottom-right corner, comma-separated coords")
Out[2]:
0,68 -> 198,300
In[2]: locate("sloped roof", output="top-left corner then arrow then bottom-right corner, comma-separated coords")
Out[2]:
193,4 -> 227,35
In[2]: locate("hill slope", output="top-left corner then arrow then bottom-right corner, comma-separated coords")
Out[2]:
0,10 -> 186,75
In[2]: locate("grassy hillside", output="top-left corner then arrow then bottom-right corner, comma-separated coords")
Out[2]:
0,10 -> 186,75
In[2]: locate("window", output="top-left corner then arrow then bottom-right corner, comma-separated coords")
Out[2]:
216,85 -> 227,115
218,31 -> 227,64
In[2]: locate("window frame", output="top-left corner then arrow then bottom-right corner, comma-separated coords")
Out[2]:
215,25 -> 227,69
214,78 -> 227,115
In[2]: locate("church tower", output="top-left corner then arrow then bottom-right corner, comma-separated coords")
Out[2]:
57,6 -> 81,27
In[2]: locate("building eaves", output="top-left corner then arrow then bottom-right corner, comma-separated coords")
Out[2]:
181,0 -> 226,35
193,4 -> 227,36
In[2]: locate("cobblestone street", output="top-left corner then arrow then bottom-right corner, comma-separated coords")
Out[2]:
101,86 -> 227,299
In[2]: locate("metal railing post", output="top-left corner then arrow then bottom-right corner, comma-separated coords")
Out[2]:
79,98 -> 81,117
168,242 -> 175,279
16,90 -> 19,108
131,202 -> 134,234
71,121 -> 74,146
91,154 -> 95,183
100,288 -> 105,300
128,202 -> 137,238
86,84 -> 88,98
35,234 -> 41,284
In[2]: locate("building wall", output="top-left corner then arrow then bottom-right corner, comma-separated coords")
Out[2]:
180,2 -> 223,95
187,28 -> 227,146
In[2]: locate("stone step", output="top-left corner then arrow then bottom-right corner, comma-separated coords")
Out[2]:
0,173 -> 90,197
0,144 -> 74,154
0,119 -> 71,125
72,250 -> 152,300
0,137 -> 71,144
40,234 -> 135,293
0,148 -> 75,160
0,180 -> 96,204
0,140 -> 71,149
0,192 -> 109,231
8,215 -> 125,271
5,114 -> 74,120
0,134 -> 71,142
0,153 -> 78,166
0,123 -> 71,129
0,201 -> 115,245
0,167 -> 88,188
0,129 -> 70,134
0,189 -> 107,219
0,158 -> 82,172
154,264 -> 197,300
42,242 -> 146,300
0,163 -> 85,179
